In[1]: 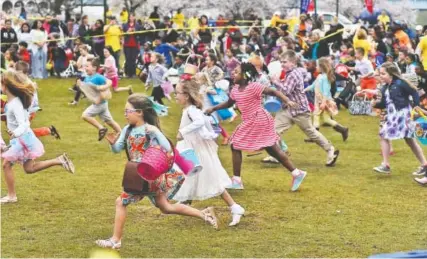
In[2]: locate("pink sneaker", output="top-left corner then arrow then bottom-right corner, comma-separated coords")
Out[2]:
226,177 -> 244,190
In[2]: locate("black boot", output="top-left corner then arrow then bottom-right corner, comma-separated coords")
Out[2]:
334,98 -> 341,110
333,124 -> 349,142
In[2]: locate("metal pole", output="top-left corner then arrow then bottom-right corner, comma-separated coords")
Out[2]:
314,0 -> 317,16
80,0 -> 83,16
336,0 -> 339,17
103,0 -> 107,24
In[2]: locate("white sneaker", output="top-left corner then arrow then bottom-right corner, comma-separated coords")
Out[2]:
262,156 -> 279,164
229,204 -> 245,226
0,196 -> 18,204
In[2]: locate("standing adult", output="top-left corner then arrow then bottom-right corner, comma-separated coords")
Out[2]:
17,22 -> 32,47
30,20 -> 48,79
1,19 -> 18,53
122,13 -> 141,78
78,15 -> 92,46
104,16 -> 123,70
119,8 -> 129,25
416,29 -> 427,72
19,7 -> 27,20
172,8 -> 185,30
149,6 -> 160,29
92,19 -> 105,64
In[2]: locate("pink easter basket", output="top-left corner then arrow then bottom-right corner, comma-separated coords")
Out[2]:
137,139 -> 195,180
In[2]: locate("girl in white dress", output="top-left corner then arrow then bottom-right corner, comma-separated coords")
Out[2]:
173,77 -> 245,226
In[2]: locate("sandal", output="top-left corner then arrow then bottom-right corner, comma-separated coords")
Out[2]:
49,125 -> 61,140
59,153 -> 75,174
98,128 -> 108,141
95,238 -> 121,250
202,207 -> 218,229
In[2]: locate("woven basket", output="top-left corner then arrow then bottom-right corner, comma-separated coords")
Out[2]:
137,146 -> 171,181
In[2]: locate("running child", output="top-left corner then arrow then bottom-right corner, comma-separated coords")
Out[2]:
1,70 -> 74,204
79,58 -> 121,141
173,78 -> 245,226
206,62 -> 307,191
96,93 -> 218,249
103,46 -> 133,94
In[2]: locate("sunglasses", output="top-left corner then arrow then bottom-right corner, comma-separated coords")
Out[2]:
124,108 -> 142,115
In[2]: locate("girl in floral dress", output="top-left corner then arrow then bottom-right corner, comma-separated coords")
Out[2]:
96,94 -> 218,250
205,63 -> 307,191
372,62 -> 427,176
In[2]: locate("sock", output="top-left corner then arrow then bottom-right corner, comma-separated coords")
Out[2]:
230,203 -> 239,210
233,176 -> 241,181
291,168 -> 301,177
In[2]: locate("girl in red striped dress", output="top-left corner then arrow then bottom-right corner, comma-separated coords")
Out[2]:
205,63 -> 307,191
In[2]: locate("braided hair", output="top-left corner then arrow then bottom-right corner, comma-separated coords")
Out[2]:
240,62 -> 259,84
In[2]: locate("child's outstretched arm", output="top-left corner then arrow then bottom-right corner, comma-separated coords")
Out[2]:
108,126 -> 126,153
205,98 -> 235,115
263,87 -> 298,109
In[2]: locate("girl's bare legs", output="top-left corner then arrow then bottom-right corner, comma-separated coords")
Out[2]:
2,161 -> 16,198
155,193 -> 205,219
380,138 -> 391,166
111,197 -> 128,243
155,193 -> 218,228
22,157 -> 62,174
2,157 -> 66,201
221,190 -> 235,207
405,138 -> 427,165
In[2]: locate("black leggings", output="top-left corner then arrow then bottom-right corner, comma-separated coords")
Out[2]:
151,86 -> 165,105
73,85 -> 82,102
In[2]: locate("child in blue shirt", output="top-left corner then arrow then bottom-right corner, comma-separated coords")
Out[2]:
304,57 -> 349,141
78,58 -> 121,141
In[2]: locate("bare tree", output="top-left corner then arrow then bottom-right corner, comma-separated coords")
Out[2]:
110,0 -> 417,24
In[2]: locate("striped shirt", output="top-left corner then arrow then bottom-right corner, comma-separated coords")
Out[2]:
276,68 -> 310,117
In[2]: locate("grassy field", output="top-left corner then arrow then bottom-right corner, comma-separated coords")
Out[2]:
1,77 -> 426,258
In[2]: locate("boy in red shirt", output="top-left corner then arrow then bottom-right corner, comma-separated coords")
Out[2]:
18,42 -> 30,64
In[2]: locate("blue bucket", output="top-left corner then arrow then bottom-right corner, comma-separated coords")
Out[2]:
179,149 -> 203,176
369,250 -> 427,258
415,117 -> 427,145
264,96 -> 282,113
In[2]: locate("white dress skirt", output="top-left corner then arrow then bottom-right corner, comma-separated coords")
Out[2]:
173,105 -> 232,201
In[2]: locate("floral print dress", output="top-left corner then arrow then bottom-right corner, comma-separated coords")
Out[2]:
111,124 -> 185,206
379,89 -> 415,140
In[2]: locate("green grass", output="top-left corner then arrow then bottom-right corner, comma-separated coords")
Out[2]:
1,77 -> 426,258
